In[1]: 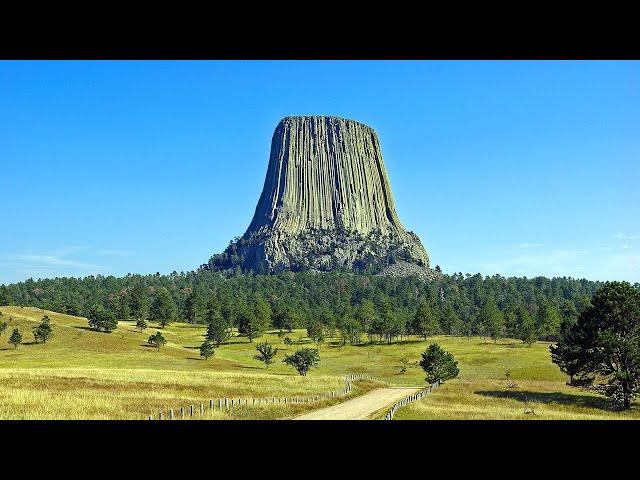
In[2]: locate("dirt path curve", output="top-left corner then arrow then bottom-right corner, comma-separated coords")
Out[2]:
293,387 -> 422,420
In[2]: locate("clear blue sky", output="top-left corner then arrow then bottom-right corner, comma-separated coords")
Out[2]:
1,60 -> 638,284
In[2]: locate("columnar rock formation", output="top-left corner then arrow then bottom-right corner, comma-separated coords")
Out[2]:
208,115 -> 432,277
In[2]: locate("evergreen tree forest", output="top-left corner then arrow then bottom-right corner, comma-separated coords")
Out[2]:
0,270 -> 612,344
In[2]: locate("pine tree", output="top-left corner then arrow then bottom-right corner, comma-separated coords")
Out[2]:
254,341 -> 278,368
33,315 -> 53,343
355,299 -> 377,342
184,289 -> 200,323
135,317 -> 147,332
147,331 -> 166,351
199,340 -> 215,360
253,294 -> 272,330
537,299 -> 561,341
551,282 -> 640,409
117,293 -> 130,320
205,296 -> 230,346
237,307 -> 263,343
419,343 -> 459,384
517,305 -> 537,346
480,298 -> 505,343
411,299 -> 440,340
129,283 -> 148,320
8,328 -> 22,349
0,285 -> 12,305
149,288 -> 177,328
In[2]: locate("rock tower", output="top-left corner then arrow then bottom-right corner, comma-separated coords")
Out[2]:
208,116 -> 432,277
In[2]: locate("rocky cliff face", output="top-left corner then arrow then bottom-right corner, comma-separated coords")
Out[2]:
208,116 -> 432,276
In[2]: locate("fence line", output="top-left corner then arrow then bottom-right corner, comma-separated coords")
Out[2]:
147,373 -> 381,420
383,380 -> 441,420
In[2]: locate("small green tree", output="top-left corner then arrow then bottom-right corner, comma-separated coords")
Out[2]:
88,304 -> 118,333
0,320 -> 7,337
254,341 -> 278,368
283,336 -> 292,347
33,315 -> 53,343
237,307 -> 264,343
8,328 -> 22,349
283,348 -> 320,376
147,331 -> 166,351
135,317 -> 147,332
400,357 -> 410,374
205,308 -> 230,346
199,340 -> 215,360
419,343 -> 459,384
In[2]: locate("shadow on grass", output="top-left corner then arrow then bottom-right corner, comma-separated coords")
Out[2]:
72,326 -> 112,334
475,389 -> 615,411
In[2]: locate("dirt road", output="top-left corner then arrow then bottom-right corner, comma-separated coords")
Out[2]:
293,387 -> 421,420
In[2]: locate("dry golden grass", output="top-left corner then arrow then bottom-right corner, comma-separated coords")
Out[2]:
2,306 -> 638,420
392,378 -> 640,420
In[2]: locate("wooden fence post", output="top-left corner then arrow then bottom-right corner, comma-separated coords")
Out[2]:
169,409 -> 174,420
210,399 -> 214,409
190,405 -> 194,416
158,412 -> 163,420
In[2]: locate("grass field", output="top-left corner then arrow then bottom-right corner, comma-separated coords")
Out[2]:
0,306 -> 637,420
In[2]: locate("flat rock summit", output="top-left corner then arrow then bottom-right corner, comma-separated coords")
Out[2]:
207,115 -> 434,278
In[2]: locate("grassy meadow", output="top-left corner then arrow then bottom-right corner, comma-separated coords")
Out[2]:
0,306 -> 637,420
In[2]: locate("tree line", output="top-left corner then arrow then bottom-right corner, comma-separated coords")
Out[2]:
0,270 -> 608,344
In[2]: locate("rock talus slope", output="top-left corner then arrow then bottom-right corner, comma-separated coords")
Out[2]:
211,116 -> 432,276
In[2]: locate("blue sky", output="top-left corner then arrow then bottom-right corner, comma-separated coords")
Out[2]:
1,60 -> 638,284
